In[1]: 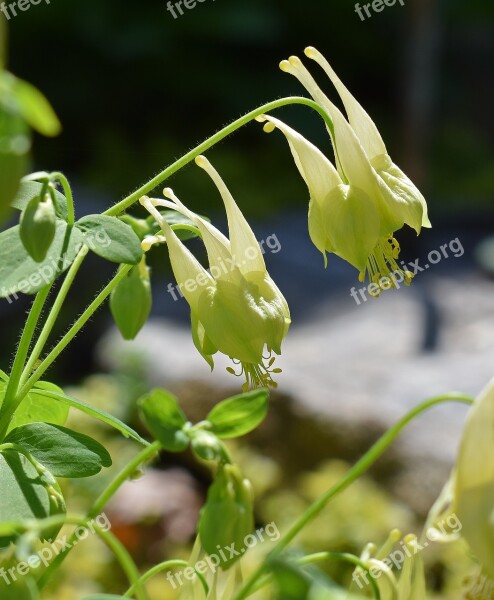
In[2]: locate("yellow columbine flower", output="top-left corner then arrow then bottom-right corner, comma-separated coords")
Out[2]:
259,113 -> 413,294
259,47 -> 431,293
426,378 -> 494,579
140,156 -> 290,391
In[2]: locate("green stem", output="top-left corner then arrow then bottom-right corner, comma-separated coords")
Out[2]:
96,527 -> 150,600
233,393 -> 474,600
123,560 -> 190,598
104,97 -> 332,217
37,441 -> 162,591
50,172 -> 76,225
17,264 -> 132,398
298,552 -> 380,599
0,286 -> 51,440
19,247 -> 88,387
89,441 -> 162,518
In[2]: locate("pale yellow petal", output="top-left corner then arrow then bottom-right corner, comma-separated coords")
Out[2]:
195,155 -> 266,276
305,46 -> 387,160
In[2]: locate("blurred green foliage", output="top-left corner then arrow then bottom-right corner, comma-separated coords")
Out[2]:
3,0 -> 493,220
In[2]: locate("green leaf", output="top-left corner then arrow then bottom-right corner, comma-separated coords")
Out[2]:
0,221 -> 84,298
0,381 -> 69,434
0,450 -> 65,546
6,423 -> 112,478
147,209 -> 205,242
31,388 -> 150,447
11,180 -> 68,220
0,369 -> 8,381
10,77 -> 61,137
206,389 -> 269,439
138,389 -> 189,452
75,215 -> 143,265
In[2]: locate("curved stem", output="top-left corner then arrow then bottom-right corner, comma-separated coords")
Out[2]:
19,247 -> 88,388
123,560 -> 191,598
0,286 -> 51,440
37,441 -> 162,590
50,172 -> 75,225
124,560 -> 209,598
18,264 -> 132,398
233,393 -> 474,600
89,441 -> 162,518
298,552 -> 380,599
104,97 -> 332,217
96,527 -> 149,600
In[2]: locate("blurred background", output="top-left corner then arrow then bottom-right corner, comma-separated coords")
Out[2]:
1,0 -> 494,597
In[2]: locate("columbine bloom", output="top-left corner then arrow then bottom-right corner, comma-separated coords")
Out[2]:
140,156 -> 290,391
259,47 -> 430,294
426,378 -> 494,579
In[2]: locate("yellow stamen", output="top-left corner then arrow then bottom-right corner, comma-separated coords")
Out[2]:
359,236 -> 414,295
226,352 -> 281,391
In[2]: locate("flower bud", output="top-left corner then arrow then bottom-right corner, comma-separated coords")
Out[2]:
190,430 -> 225,463
20,192 -> 56,262
110,258 -> 152,340
199,464 -> 254,569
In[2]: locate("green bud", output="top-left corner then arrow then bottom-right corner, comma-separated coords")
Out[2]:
190,430 -> 225,463
199,464 -> 254,569
20,192 -> 56,262
110,258 -> 152,340
119,214 -> 153,240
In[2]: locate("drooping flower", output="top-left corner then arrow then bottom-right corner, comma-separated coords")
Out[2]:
426,378 -> 494,580
140,156 -> 290,390
258,47 -> 431,294
258,112 -> 412,294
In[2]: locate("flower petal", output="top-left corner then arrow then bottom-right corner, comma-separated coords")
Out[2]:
323,184 -> 381,272
163,188 -> 240,284
195,155 -> 266,276
304,46 -> 387,161
191,309 -> 216,369
455,377 -> 494,577
259,114 -> 342,206
140,196 -> 214,313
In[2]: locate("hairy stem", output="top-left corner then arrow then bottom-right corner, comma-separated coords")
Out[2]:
19,247 -> 87,387
0,286 -> 51,440
104,96 -> 332,217
18,264 -> 132,398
